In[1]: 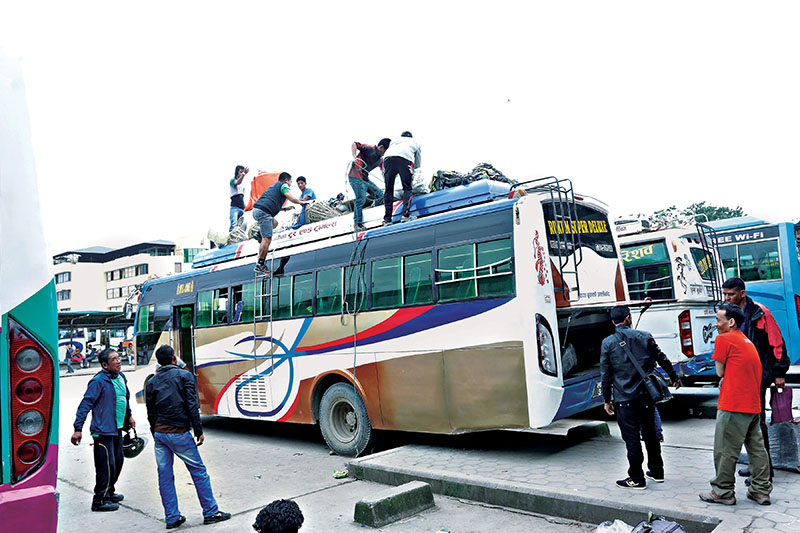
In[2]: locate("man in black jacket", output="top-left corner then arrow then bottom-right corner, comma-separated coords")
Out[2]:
146,345 -> 230,529
601,306 -> 680,490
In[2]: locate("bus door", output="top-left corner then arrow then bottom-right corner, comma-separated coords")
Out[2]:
174,304 -> 196,373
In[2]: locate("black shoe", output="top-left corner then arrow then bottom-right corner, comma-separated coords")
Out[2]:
615,477 -> 646,490
744,477 -> 751,486
738,468 -> 750,477
355,224 -> 367,232
166,515 -> 186,529
109,493 -> 124,503
203,511 -> 231,525
645,471 -> 664,483
91,501 -> 119,512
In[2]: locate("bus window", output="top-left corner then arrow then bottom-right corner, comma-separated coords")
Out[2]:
719,245 -> 738,278
138,303 -> 154,332
404,252 -> 433,305
293,273 -> 313,317
196,290 -> 227,326
476,238 -> 513,296
344,265 -> 367,312
372,257 -> 402,309
438,244 -> 477,302
231,283 -> 255,323
739,241 -> 781,281
621,241 -> 673,300
213,288 -> 229,324
689,248 -> 715,281
197,291 -> 212,326
316,268 -> 343,314
58,328 -> 73,340
273,277 -> 291,319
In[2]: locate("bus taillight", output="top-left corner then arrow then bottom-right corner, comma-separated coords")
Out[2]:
8,318 -> 54,483
795,295 -> 800,332
678,310 -> 694,357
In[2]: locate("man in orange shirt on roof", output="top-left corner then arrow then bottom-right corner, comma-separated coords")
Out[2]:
699,303 -> 772,506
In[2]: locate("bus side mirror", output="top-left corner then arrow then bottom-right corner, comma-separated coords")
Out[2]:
124,302 -> 133,320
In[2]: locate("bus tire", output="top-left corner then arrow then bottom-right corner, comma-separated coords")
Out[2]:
319,382 -> 372,457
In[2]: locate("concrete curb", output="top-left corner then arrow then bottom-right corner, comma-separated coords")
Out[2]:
354,480 -> 434,528
348,452 -> 751,533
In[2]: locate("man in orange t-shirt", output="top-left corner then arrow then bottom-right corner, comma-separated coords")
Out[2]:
699,304 -> 772,506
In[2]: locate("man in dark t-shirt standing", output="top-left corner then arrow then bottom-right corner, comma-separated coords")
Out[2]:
700,303 -> 772,506
252,172 -> 307,274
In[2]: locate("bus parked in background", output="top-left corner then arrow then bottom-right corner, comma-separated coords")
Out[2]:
709,216 -> 800,364
616,224 -> 722,382
0,52 -> 59,532
135,177 -> 628,456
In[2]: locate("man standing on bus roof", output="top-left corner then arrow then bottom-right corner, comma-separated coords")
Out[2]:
382,131 -> 421,226
252,172 -> 308,275
71,348 -> 135,512
349,139 -> 389,232
229,165 -> 248,231
601,305 -> 680,490
722,277 -> 790,482
146,345 -> 231,529
700,303 -> 772,505
291,176 -> 317,229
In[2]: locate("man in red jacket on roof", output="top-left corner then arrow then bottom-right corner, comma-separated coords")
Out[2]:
722,277 -> 790,482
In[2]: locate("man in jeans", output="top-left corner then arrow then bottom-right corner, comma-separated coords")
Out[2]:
700,303 -> 772,506
146,345 -> 230,528
382,132 -> 421,225
600,305 -> 680,490
71,349 -> 135,511
349,139 -> 389,232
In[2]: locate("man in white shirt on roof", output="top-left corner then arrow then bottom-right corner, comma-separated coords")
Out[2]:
382,131 -> 421,226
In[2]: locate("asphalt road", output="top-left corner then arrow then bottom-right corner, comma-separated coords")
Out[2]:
57,368 -> 595,532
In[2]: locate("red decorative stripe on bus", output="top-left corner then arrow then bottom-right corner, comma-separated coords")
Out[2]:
235,243 -> 245,259
299,305 -> 433,352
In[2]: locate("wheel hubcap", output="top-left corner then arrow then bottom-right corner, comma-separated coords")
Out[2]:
331,399 -> 357,443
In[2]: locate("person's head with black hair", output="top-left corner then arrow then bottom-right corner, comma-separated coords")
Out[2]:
278,172 -> 292,183
296,176 -> 307,193
234,165 -> 246,180
155,344 -> 176,366
253,499 -> 304,533
98,348 -> 122,374
609,305 -> 632,326
401,131 -> 412,138
716,303 -> 745,333
377,138 -> 391,156
721,277 -> 746,307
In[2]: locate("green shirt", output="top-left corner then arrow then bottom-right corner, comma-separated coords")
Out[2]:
111,375 -> 127,429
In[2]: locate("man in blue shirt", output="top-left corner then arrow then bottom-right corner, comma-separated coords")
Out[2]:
71,349 -> 135,512
292,176 -> 317,229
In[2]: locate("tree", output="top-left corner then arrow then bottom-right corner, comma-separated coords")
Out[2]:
684,201 -> 745,222
632,202 -> 746,230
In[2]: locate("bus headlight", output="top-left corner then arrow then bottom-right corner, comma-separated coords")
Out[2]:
536,314 -> 558,377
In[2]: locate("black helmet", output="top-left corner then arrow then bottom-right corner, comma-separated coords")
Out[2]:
123,428 -> 147,459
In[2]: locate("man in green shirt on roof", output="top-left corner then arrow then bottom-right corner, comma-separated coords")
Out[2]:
252,172 -> 308,275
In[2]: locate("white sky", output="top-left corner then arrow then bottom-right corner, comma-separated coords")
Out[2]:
1,1 -> 798,256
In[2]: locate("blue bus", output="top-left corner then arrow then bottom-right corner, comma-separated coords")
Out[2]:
709,216 -> 800,364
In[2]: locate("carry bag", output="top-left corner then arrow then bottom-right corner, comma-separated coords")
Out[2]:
770,385 -> 793,425
615,333 -> 673,404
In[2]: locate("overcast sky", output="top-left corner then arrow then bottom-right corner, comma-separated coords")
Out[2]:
2,1 -> 797,256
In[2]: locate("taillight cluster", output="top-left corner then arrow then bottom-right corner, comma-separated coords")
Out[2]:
8,318 -> 54,482
678,310 -> 694,357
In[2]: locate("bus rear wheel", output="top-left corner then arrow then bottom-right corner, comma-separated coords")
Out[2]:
319,382 -> 372,457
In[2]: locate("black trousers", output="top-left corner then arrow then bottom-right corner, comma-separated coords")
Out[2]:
383,156 -> 413,222
759,381 -> 775,479
92,431 -> 124,505
615,396 -> 663,482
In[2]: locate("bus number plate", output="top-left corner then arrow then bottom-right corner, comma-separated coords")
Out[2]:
591,382 -> 603,399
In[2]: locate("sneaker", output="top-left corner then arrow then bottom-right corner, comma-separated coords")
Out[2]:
166,515 -> 186,529
382,220 -> 393,227
744,477 -> 751,487
747,492 -> 771,506
699,491 -> 736,505
615,477 -> 646,490
203,511 -> 231,525
645,471 -> 664,483
400,215 -> 417,223
109,493 -> 124,503
355,224 -> 367,232
253,263 -> 270,275
738,468 -> 750,477
91,501 -> 119,512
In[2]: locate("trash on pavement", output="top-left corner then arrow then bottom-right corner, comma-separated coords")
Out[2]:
333,469 -> 348,479
596,519 -> 633,533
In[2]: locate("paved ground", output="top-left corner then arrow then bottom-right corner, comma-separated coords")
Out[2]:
57,369 -> 594,532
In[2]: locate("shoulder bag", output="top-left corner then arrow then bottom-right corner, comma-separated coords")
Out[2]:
615,332 -> 673,404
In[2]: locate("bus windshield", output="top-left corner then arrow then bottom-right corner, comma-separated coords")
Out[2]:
620,240 -> 674,300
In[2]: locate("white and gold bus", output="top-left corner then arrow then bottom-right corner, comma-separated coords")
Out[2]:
135,177 -> 627,456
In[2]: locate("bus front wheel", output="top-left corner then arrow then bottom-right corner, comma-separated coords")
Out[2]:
319,382 -> 372,457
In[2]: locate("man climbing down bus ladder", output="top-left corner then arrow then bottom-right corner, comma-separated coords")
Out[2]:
252,172 -> 308,275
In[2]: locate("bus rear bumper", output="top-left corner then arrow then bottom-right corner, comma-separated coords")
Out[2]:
0,484 -> 58,532
675,353 -> 717,378
553,372 -> 604,420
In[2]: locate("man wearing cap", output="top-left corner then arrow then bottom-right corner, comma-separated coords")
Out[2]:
600,305 -> 680,490
382,131 -> 421,225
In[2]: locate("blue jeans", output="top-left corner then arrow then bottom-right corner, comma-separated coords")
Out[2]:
229,206 -> 244,231
349,177 -> 383,226
154,432 -> 219,523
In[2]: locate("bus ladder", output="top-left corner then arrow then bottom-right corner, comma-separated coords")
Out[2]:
515,176 -> 583,302
253,252 -> 276,377
696,222 -> 723,303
